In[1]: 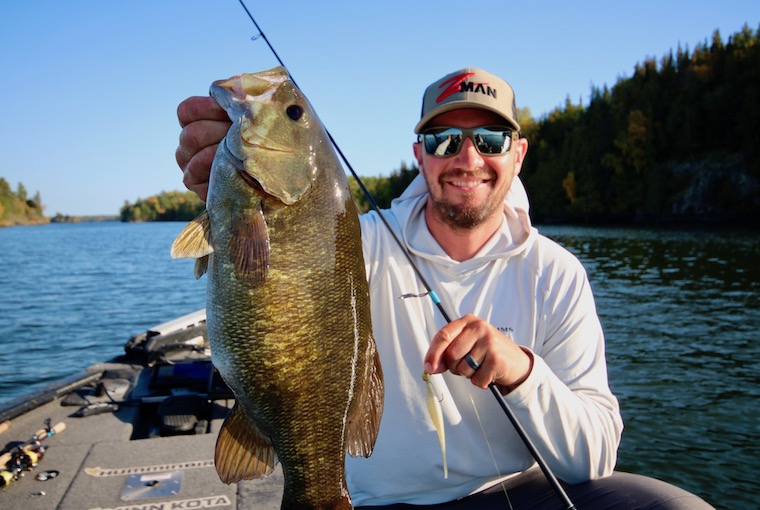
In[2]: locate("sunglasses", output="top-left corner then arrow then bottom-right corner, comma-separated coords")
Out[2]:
419,126 -> 513,157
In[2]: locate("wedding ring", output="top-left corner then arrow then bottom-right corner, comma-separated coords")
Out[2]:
465,353 -> 481,371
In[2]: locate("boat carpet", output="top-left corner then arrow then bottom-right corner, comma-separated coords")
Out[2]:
1,388 -> 284,509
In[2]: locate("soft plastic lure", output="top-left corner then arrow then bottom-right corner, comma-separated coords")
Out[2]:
422,371 -> 447,478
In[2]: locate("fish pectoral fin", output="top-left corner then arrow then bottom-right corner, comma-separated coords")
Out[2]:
346,341 -> 384,458
230,206 -> 269,282
215,403 -> 277,484
171,211 -> 214,261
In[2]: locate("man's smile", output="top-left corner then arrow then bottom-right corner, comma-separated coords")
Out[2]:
441,172 -> 494,193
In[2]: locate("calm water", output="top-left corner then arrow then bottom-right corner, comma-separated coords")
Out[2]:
0,221 -> 757,508
0,222 -> 205,398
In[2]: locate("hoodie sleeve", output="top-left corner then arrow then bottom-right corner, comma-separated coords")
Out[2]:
505,239 -> 623,483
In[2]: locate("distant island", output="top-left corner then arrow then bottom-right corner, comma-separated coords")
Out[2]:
120,190 -> 205,222
117,166 -> 421,223
0,178 -> 48,227
50,214 -> 119,223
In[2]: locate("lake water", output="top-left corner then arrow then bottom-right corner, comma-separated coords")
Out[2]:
0,221 -> 757,509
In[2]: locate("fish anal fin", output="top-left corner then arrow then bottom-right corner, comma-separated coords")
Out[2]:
171,211 -> 214,260
230,206 -> 269,282
346,340 -> 384,458
215,403 -> 277,484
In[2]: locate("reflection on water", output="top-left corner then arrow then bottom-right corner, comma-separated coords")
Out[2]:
541,226 -> 759,510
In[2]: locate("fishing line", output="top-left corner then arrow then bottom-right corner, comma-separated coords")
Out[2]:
236,2 -> 576,508
236,0 -> 444,318
470,394 -> 514,510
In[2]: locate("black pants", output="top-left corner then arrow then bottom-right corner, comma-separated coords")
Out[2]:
357,470 -> 715,509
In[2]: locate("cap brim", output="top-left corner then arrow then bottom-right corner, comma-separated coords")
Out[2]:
414,101 -> 521,133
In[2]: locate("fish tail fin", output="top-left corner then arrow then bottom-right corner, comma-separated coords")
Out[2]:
215,403 -> 277,483
346,340 -> 384,458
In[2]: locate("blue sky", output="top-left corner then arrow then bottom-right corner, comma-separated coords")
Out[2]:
1,1 -> 757,216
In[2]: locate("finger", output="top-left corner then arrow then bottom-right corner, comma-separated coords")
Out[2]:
443,317 -> 491,375
444,325 -> 482,375
187,182 -> 209,204
177,120 -> 230,170
424,315 -> 477,374
424,321 -> 462,375
181,144 -> 218,202
457,351 -> 485,379
177,96 -> 229,127
464,351 -> 495,389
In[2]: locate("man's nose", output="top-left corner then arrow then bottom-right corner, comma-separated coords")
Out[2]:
453,136 -> 485,166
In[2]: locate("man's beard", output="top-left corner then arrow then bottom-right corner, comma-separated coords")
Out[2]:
431,194 -> 501,229
425,170 -> 505,230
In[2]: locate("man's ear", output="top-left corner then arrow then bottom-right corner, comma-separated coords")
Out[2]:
513,137 -> 529,175
413,141 -> 424,174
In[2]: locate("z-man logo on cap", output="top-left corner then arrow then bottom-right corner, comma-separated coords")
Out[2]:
436,72 -> 497,103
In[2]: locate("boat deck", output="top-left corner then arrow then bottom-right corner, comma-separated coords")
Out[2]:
0,312 -> 284,510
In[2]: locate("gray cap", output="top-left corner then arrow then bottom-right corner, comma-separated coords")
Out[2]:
415,67 -> 520,133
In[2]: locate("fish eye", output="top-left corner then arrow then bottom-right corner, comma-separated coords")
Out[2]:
286,104 -> 304,121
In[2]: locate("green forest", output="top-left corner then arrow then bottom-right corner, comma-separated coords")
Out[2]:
520,25 -> 760,223
122,25 -> 758,225
0,178 -> 48,227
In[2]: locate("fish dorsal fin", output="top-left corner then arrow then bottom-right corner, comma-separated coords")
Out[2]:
346,341 -> 384,458
230,205 -> 269,282
215,403 -> 277,483
171,211 -> 214,260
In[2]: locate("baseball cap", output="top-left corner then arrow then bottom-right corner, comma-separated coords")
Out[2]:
414,68 -> 520,134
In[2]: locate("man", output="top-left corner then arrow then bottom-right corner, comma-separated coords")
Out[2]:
176,68 -> 713,509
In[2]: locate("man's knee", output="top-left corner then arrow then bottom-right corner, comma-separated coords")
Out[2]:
571,471 -> 715,509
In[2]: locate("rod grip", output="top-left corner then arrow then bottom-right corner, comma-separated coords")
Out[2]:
32,421 -> 66,440
49,422 -> 66,436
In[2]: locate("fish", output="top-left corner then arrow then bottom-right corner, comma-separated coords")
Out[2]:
171,66 -> 384,510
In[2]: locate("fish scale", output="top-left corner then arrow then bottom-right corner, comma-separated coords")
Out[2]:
172,66 -> 383,510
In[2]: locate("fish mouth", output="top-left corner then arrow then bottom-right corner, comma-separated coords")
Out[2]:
241,139 -> 293,154
239,117 -> 294,154
237,168 -> 264,191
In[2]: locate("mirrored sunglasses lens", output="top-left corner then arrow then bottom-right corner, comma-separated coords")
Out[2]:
424,130 -> 462,156
474,128 -> 512,154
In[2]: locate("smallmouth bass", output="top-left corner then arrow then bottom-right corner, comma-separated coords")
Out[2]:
172,67 -> 383,510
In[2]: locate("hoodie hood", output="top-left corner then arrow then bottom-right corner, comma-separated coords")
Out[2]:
389,174 -> 536,274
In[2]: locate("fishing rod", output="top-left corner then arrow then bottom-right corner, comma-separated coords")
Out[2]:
236,2 -> 576,509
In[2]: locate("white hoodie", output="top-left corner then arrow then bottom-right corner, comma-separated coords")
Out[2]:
345,176 -> 623,506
